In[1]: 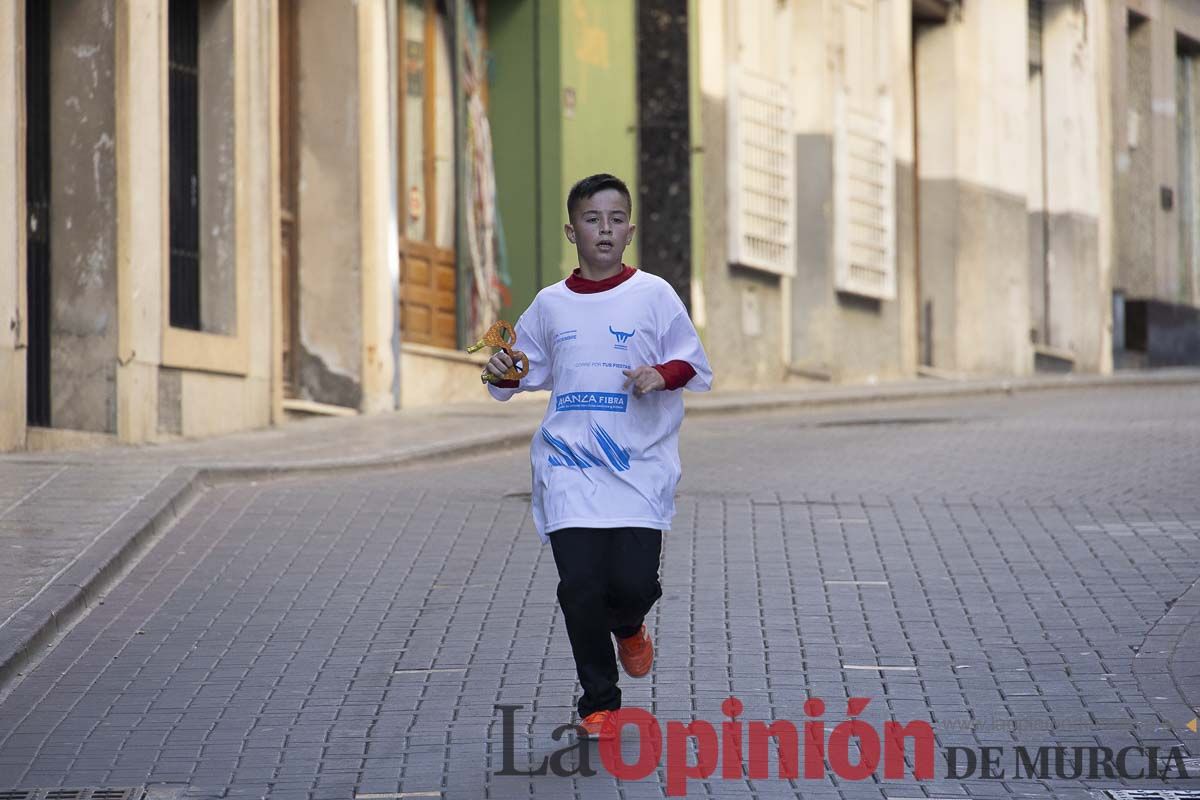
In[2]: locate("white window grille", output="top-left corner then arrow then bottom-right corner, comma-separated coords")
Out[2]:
833,0 -> 897,300
727,69 -> 796,276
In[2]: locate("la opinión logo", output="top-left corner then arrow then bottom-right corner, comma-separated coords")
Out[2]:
496,697 -> 935,796
493,698 -> 1194,796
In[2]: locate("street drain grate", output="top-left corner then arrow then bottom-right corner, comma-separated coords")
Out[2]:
814,416 -> 960,429
1105,792 -> 1200,800
0,790 -> 142,800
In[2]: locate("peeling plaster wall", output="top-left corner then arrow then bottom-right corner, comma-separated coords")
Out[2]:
49,0 -> 118,432
198,0 -> 237,335
294,0 -> 363,409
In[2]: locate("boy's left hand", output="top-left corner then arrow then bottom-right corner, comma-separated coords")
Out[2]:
623,366 -> 666,397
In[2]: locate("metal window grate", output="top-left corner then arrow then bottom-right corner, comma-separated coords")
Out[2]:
833,0 -> 896,301
727,69 -> 796,276
168,0 -> 201,330
25,0 -> 51,427
834,100 -> 894,298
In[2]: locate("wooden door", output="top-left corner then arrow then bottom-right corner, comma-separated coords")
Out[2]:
278,0 -> 299,394
398,0 -> 457,349
400,241 -> 457,347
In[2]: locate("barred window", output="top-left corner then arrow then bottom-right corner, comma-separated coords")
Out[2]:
833,0 -> 896,300
168,0 -> 201,330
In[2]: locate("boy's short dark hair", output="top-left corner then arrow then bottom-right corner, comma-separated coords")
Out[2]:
567,173 -> 633,221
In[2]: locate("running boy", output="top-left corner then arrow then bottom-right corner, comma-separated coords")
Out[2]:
484,173 -> 712,739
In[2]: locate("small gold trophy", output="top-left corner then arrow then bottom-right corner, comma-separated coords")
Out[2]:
466,320 -> 530,384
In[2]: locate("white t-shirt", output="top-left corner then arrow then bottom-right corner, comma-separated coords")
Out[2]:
487,269 -> 712,541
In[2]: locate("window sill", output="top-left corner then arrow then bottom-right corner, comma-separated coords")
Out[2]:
162,325 -> 249,376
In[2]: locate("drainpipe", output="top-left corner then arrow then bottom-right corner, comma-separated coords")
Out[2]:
453,0 -> 470,350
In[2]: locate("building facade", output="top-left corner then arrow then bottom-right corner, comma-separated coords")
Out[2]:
2,0 -> 1198,452
696,0 -> 1200,388
4,0 -> 285,452
1111,0 -> 1200,367
0,0 -> 650,451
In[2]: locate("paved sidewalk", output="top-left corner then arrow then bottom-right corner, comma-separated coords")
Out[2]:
1,369 -> 1198,702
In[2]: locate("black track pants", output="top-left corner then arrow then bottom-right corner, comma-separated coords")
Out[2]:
548,526 -> 663,718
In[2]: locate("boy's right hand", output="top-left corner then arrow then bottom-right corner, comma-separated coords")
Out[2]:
485,350 -> 515,380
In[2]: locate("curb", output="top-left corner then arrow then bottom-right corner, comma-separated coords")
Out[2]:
2,370 -> 1199,693
0,467 -> 202,693
683,369 -> 1200,416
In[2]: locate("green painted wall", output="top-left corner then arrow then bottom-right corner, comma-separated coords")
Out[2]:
487,0 -> 638,318
558,0 -> 639,277
537,0 -> 564,290
487,0 -> 556,321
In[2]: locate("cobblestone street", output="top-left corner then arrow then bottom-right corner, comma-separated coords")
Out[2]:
1,385 -> 1199,799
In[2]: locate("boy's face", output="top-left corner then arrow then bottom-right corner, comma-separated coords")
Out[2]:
564,188 -> 635,271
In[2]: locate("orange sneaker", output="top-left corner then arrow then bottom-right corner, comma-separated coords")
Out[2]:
578,709 -> 617,740
616,625 -> 654,678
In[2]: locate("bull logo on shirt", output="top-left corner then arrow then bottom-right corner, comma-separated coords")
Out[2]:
609,325 -> 635,350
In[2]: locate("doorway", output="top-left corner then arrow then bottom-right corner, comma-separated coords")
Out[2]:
397,0 -> 457,349
911,0 -> 951,369
1177,35 -> 1200,306
25,0 -> 51,427
278,0 -> 299,396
